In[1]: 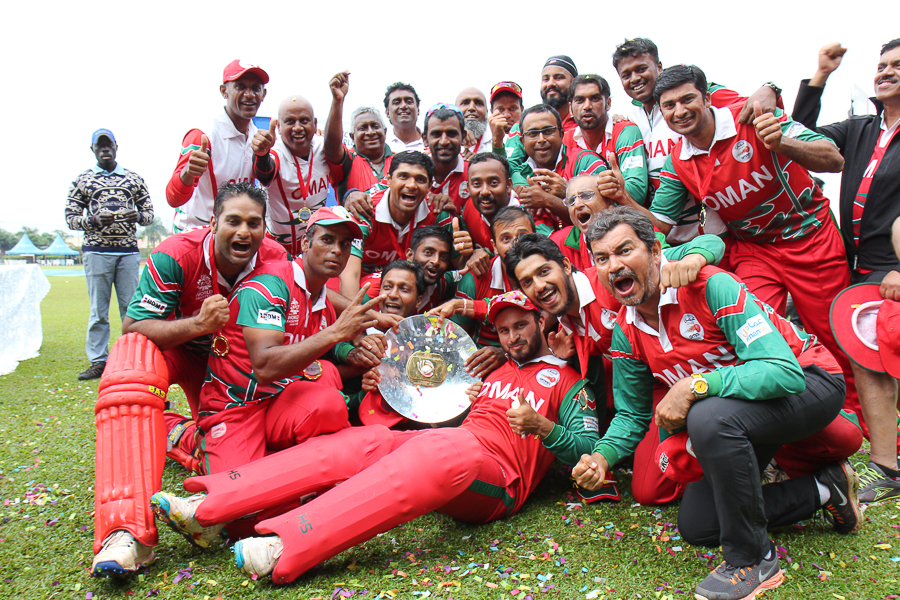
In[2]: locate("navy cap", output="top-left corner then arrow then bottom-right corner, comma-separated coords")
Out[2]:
92,129 -> 116,144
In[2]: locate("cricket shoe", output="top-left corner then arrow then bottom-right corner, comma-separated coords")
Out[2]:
858,461 -> 900,504
150,492 -> 224,548
234,535 -> 283,577
91,530 -> 156,577
694,542 -> 782,600
815,459 -> 862,534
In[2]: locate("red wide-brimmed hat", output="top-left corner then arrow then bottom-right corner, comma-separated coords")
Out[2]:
830,283 -> 886,373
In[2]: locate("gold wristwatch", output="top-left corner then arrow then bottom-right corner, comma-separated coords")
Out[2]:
690,373 -> 709,399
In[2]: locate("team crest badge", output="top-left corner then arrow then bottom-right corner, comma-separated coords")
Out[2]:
459,181 -> 470,199
732,140 -> 753,163
680,313 -> 704,341
601,308 -> 617,330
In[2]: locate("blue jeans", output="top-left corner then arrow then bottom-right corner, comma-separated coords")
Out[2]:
83,252 -> 140,363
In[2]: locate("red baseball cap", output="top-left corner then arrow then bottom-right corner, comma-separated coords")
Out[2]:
490,81 -> 523,103
307,206 -> 363,239
486,290 -> 539,322
655,430 -> 703,483
877,300 -> 900,378
223,59 -> 269,84
830,283 -> 886,373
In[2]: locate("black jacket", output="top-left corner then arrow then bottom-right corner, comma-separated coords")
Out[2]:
792,79 -> 900,272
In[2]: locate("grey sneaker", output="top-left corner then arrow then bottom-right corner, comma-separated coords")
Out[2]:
150,492 -> 224,548
91,530 -> 156,577
858,461 -> 900,504
234,536 -> 283,577
78,361 -> 106,381
694,542 -> 782,600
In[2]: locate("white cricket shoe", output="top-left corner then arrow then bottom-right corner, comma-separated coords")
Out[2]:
150,492 -> 224,548
234,535 -> 284,577
91,530 -> 156,577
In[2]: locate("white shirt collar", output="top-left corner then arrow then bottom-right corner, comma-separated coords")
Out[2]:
679,106 -> 737,159
292,259 -> 328,313
214,109 -> 254,140
490,255 -> 506,289
202,232 -> 258,292
571,119 -> 614,152
374,190 -> 431,233
526,145 -> 566,172
572,270 -> 596,314
516,353 -> 569,368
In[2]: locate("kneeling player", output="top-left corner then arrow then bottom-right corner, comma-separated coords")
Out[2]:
152,291 -> 599,583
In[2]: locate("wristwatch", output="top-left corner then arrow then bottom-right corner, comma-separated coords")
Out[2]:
764,81 -> 783,98
689,373 -> 709,399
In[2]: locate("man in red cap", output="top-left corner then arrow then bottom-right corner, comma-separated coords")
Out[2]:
574,207 -> 860,600
150,290 -> 600,584
166,60 -> 269,232
488,81 -> 524,156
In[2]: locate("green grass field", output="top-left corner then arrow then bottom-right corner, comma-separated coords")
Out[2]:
0,276 -> 898,599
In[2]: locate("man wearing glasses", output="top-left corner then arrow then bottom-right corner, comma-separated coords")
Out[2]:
166,60 -> 269,232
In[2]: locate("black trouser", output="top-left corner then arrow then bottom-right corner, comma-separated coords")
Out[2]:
677,365 -> 845,566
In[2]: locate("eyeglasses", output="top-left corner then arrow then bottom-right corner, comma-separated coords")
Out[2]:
490,81 -> 523,96
425,103 -> 464,120
522,126 -> 560,140
563,189 -> 597,207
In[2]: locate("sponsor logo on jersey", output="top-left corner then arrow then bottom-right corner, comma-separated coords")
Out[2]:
536,368 -> 560,388
139,294 -> 167,314
287,298 -> 300,327
257,309 -> 283,326
210,422 -> 227,439
601,308 -> 617,330
583,416 -> 599,432
783,121 -> 808,139
680,313 -> 704,340
621,155 -> 644,170
737,314 -> 773,346
732,140 -> 753,163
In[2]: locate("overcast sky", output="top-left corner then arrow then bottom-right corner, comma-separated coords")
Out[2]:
3,1 -> 894,235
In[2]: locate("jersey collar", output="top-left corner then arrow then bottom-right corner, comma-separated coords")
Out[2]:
624,255 -> 679,337
374,190 -> 432,230
216,109 -> 255,140
571,119 -> 614,152
679,106 -> 737,159
292,258 -> 328,313
203,232 -> 258,293
572,270 -> 596,313
525,146 -> 566,173
515,353 -> 569,368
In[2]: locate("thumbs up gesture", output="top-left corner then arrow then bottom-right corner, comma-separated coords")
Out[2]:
451,217 -> 474,261
181,134 -> 211,185
596,151 -> 627,205
251,118 -> 278,156
752,101 -> 782,151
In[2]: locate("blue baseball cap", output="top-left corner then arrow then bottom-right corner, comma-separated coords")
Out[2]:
92,129 -> 116,145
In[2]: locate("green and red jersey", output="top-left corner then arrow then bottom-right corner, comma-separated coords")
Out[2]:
126,227 -> 287,355
463,354 -> 598,513
431,158 -> 470,213
597,263 -> 842,467
563,119 -> 649,205
328,144 -> 393,202
650,103 -> 833,244
459,255 -> 517,346
199,258 -> 336,417
351,188 -> 453,276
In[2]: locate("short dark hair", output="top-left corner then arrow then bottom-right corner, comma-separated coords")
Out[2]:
410,225 -> 452,252
519,104 -> 562,131
653,64 -> 707,103
612,37 -> 660,71
584,206 -> 657,252
389,151 -> 435,181
490,205 -> 535,240
503,232 -> 567,283
469,152 -> 511,179
882,38 -> 900,55
569,74 -> 611,102
214,181 -> 267,219
423,107 -> 465,137
384,82 -> 421,111
491,91 -> 524,110
382,260 -> 426,296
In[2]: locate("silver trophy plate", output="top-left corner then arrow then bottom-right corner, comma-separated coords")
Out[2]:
377,315 -> 480,423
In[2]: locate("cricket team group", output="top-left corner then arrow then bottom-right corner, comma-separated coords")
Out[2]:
71,37 -> 900,600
